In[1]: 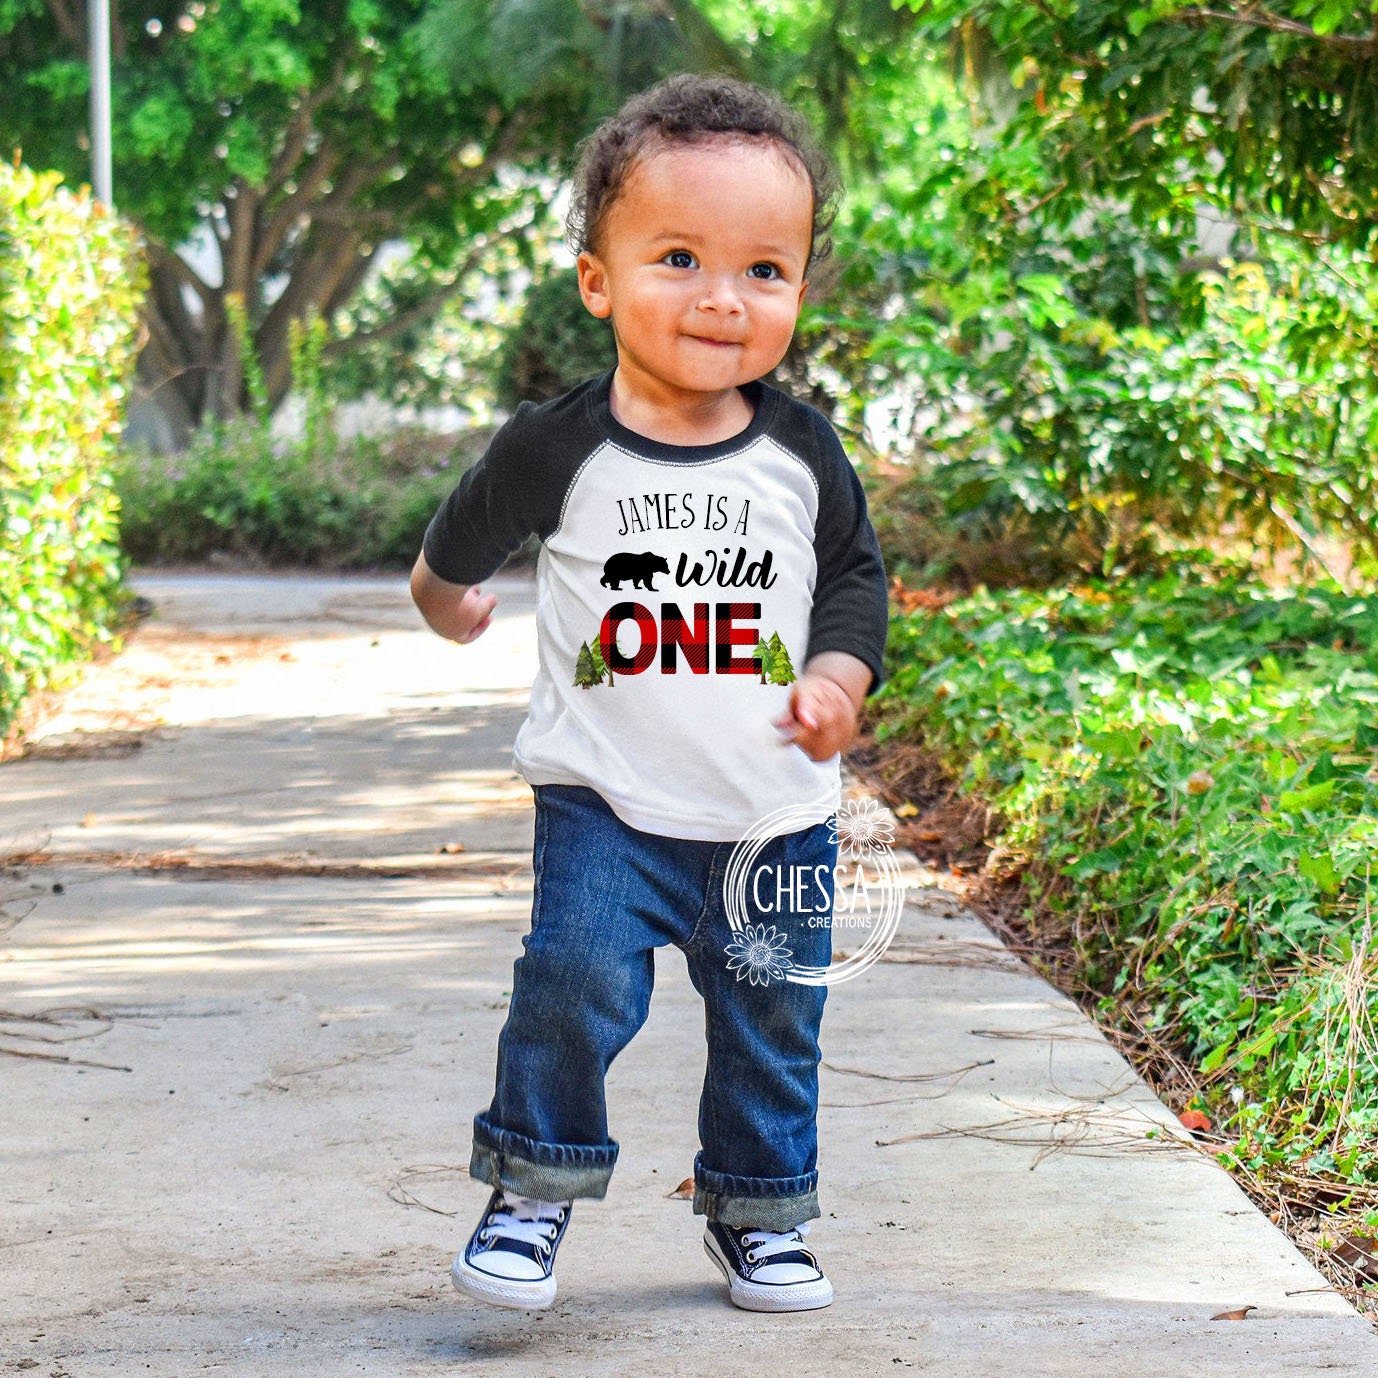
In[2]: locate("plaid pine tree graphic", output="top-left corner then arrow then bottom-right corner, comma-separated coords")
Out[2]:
573,636 -> 611,688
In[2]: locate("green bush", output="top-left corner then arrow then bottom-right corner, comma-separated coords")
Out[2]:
862,254 -> 1378,589
0,162 -> 144,740
115,420 -> 490,570
873,576 -> 1378,1184
493,269 -> 616,410
797,65 -> 1378,589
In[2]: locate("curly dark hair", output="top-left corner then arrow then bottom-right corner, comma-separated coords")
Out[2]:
566,73 -> 840,273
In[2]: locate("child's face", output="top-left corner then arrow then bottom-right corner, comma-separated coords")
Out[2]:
576,138 -> 813,407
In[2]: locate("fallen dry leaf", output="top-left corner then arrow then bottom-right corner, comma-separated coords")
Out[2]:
1210,1305 -> 1256,1321
1334,1233 -> 1378,1285
888,578 -> 960,613
1178,1108 -> 1212,1133
667,1177 -> 694,1200
1187,769 -> 1215,795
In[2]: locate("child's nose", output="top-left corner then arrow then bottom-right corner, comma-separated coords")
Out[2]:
697,276 -> 745,314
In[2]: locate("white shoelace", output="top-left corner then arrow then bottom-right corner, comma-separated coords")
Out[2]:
741,1222 -> 811,1263
479,1196 -> 568,1253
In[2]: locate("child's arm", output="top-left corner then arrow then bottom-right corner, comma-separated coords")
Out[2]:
773,409 -> 888,763
410,552 -> 499,644
774,650 -> 872,762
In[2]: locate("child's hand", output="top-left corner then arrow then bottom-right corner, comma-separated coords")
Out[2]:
448,584 -> 498,644
773,652 -> 873,762
774,672 -> 859,761
410,555 -> 498,644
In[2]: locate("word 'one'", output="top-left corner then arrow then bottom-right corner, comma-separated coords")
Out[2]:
599,601 -> 762,675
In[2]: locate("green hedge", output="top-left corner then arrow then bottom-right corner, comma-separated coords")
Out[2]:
873,576 -> 1378,1185
115,417 -> 486,570
0,162 -> 145,739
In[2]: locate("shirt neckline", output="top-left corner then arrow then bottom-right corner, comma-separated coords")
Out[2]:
586,369 -> 778,463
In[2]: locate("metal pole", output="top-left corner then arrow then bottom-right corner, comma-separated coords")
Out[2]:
89,0 -> 112,206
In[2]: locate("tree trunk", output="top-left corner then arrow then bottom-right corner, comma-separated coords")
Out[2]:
126,97 -> 537,449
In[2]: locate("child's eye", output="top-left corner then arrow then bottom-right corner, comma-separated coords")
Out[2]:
748,262 -> 782,281
664,250 -> 697,269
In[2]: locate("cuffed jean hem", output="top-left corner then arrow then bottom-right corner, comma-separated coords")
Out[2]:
469,1113 -> 617,1201
691,1152 -> 820,1230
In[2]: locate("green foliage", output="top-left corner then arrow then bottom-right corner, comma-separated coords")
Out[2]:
764,34 -> 1378,587
416,0 -> 743,120
2,0 -> 592,247
861,242 -> 1378,587
114,419 -> 482,570
0,0 -> 744,426
873,575 -> 1378,1181
898,0 -> 1378,253
0,161 -> 144,739
119,277 -> 492,569
493,270 -> 616,410
288,309 -> 330,462
225,292 -> 270,427
324,199 -> 543,416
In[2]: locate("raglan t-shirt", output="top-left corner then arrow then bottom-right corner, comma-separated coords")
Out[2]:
423,370 -> 889,842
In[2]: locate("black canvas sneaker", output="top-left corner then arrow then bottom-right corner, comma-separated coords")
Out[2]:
703,1219 -> 834,1312
451,1190 -> 572,1309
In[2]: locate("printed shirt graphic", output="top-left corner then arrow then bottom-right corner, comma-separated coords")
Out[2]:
423,371 -> 888,842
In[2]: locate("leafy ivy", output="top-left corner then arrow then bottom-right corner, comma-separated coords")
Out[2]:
873,575 -> 1378,1182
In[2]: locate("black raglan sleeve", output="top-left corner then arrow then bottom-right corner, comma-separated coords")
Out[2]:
422,404 -> 544,586
802,409 -> 890,695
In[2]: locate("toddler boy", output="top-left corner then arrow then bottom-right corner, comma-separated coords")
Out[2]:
412,73 -> 888,1313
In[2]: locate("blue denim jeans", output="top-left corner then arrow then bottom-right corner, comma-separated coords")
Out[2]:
469,783 -> 835,1231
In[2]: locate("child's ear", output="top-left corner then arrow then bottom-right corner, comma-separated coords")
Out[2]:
577,251 -> 613,319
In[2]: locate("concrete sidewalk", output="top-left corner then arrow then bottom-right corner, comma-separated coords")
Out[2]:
1,571 -> 1374,1377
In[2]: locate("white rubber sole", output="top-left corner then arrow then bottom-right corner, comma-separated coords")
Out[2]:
451,1255 -> 557,1310
703,1235 -> 834,1313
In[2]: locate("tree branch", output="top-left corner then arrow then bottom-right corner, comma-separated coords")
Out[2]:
253,141 -> 344,277
1126,110 -> 1171,138
322,219 -> 534,356
320,248 -> 378,319
45,0 -> 80,45
257,221 -> 369,405
1177,7 -> 1378,56
1268,497 -> 1353,588
1005,178 -> 1070,223
222,178 -> 260,300
138,299 -> 209,425
145,250 -> 207,359
110,2 -> 126,61
144,240 -> 215,313
140,265 -> 215,422
265,50 -> 353,194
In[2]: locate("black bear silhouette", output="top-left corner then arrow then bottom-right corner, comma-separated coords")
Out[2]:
600,551 -> 671,591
